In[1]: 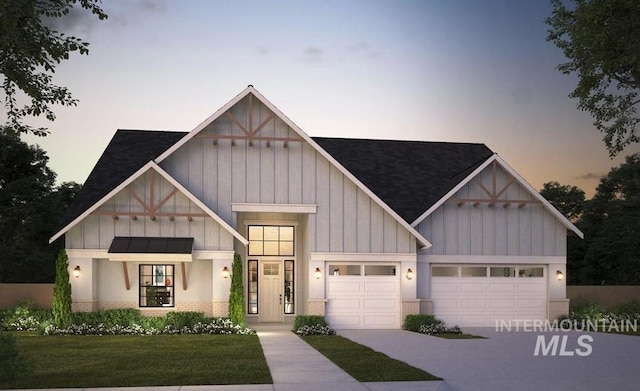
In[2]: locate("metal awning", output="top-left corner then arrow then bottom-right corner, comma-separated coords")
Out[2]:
107,237 -> 194,262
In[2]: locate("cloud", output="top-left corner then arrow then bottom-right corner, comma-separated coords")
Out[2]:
41,5 -> 98,34
346,42 -> 380,59
576,172 -> 604,180
302,46 -> 325,63
257,46 -> 270,55
104,0 -> 168,28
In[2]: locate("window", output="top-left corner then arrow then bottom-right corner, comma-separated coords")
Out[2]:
432,266 -> 458,277
518,267 -> 544,278
490,266 -> 515,277
364,265 -> 396,276
248,260 -> 258,314
248,226 -> 294,256
284,260 -> 294,314
461,267 -> 487,277
328,265 -> 361,276
139,265 -> 174,307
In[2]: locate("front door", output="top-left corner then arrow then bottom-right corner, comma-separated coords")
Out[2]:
260,262 -> 282,322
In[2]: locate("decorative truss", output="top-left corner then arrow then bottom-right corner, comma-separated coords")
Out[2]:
91,171 -> 207,221
451,160 -> 540,208
195,93 -> 303,147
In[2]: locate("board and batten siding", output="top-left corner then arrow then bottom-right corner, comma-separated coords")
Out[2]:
160,94 -> 415,254
417,163 -> 566,256
65,170 -> 234,251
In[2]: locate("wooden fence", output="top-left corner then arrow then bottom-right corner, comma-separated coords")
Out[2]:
0,284 -> 54,309
567,286 -> 640,308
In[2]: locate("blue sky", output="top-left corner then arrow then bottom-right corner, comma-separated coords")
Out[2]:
17,0 -> 640,196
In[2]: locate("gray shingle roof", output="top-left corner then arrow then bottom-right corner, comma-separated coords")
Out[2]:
55,130 -> 186,233
312,137 -> 494,223
56,131 -> 493,236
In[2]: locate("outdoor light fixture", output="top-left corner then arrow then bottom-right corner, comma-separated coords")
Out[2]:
406,268 -> 414,280
222,266 -> 230,279
73,266 -> 81,278
314,267 -> 322,279
556,270 -> 564,281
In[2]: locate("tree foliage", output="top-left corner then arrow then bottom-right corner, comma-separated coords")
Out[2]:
228,253 -> 245,326
540,180 -> 586,220
0,0 -> 107,137
52,249 -> 72,328
0,130 -> 81,282
546,0 -> 640,156
555,153 -> 640,284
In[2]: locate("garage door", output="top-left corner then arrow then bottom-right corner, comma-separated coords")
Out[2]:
431,265 -> 546,327
326,264 -> 400,329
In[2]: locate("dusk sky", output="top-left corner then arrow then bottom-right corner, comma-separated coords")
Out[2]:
17,0 -> 640,197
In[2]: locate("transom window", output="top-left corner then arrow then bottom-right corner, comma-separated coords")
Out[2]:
248,225 -> 294,256
139,265 -> 174,307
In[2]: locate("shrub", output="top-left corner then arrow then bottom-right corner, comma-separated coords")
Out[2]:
52,250 -> 72,328
165,311 -> 206,329
0,300 -> 52,331
403,314 -> 438,332
72,309 -> 144,327
419,322 -> 462,335
0,332 -> 28,386
296,325 -> 336,336
228,253 -> 246,326
293,315 -> 328,331
569,301 -> 606,323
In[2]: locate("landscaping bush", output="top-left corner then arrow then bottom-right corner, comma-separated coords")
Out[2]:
607,300 -> 640,322
292,315 -> 335,335
419,322 -> 462,335
402,314 -> 438,332
568,301 -> 606,323
72,308 -> 144,327
0,300 -> 52,332
165,311 -> 206,329
293,315 -> 328,330
0,332 -> 28,386
52,250 -> 72,328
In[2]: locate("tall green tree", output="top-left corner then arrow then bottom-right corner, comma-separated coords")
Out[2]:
52,249 -> 72,328
546,0 -> 640,156
228,253 -> 245,326
540,181 -> 586,220
0,0 -> 107,137
0,130 -> 80,282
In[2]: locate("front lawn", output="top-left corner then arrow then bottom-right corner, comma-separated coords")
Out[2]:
5,333 -> 272,389
434,333 -> 487,339
301,335 -> 440,382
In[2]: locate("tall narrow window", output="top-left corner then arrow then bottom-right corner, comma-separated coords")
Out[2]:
139,264 -> 174,307
284,260 -> 294,314
248,260 -> 258,314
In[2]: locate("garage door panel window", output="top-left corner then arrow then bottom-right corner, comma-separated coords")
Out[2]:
364,265 -> 396,276
518,267 -> 544,277
329,265 -> 361,276
490,266 -> 516,277
461,266 -> 487,277
432,266 -> 458,277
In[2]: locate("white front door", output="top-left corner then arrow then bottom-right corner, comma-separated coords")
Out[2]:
260,262 -> 282,323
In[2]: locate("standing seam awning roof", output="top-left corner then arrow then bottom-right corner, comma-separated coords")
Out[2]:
108,237 -> 194,254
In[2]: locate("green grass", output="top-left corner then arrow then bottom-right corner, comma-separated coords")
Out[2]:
301,335 -> 441,382
433,333 -> 487,339
5,332 -> 272,389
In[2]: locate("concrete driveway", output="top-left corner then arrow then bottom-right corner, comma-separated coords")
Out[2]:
339,328 -> 640,391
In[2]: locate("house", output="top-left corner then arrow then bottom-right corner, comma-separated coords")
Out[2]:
50,86 -> 582,329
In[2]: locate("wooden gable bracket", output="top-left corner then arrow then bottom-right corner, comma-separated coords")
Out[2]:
451,161 -> 540,207
196,93 -> 303,147
92,170 -> 208,220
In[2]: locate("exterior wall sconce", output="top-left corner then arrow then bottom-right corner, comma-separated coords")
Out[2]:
222,266 -> 230,279
73,266 -> 81,278
556,270 -> 564,281
406,268 -> 414,280
314,267 -> 322,279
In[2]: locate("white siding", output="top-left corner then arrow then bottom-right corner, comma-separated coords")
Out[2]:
417,164 -> 567,257
157,95 -> 414,254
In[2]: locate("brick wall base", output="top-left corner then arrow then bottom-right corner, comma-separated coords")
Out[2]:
402,300 -> 420,320
72,301 -> 97,312
308,299 -> 326,316
549,299 -> 570,321
211,300 -> 228,317
419,299 -> 433,314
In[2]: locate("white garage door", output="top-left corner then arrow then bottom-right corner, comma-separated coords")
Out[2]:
431,265 -> 546,327
326,264 -> 400,329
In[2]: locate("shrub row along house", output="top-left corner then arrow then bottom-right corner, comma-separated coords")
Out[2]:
50,86 -> 582,329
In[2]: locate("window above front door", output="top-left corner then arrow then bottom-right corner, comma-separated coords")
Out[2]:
248,225 -> 294,256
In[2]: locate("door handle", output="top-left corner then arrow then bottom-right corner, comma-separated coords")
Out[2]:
279,294 -> 282,305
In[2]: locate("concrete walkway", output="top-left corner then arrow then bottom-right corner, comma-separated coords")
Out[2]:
255,325 -> 443,391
